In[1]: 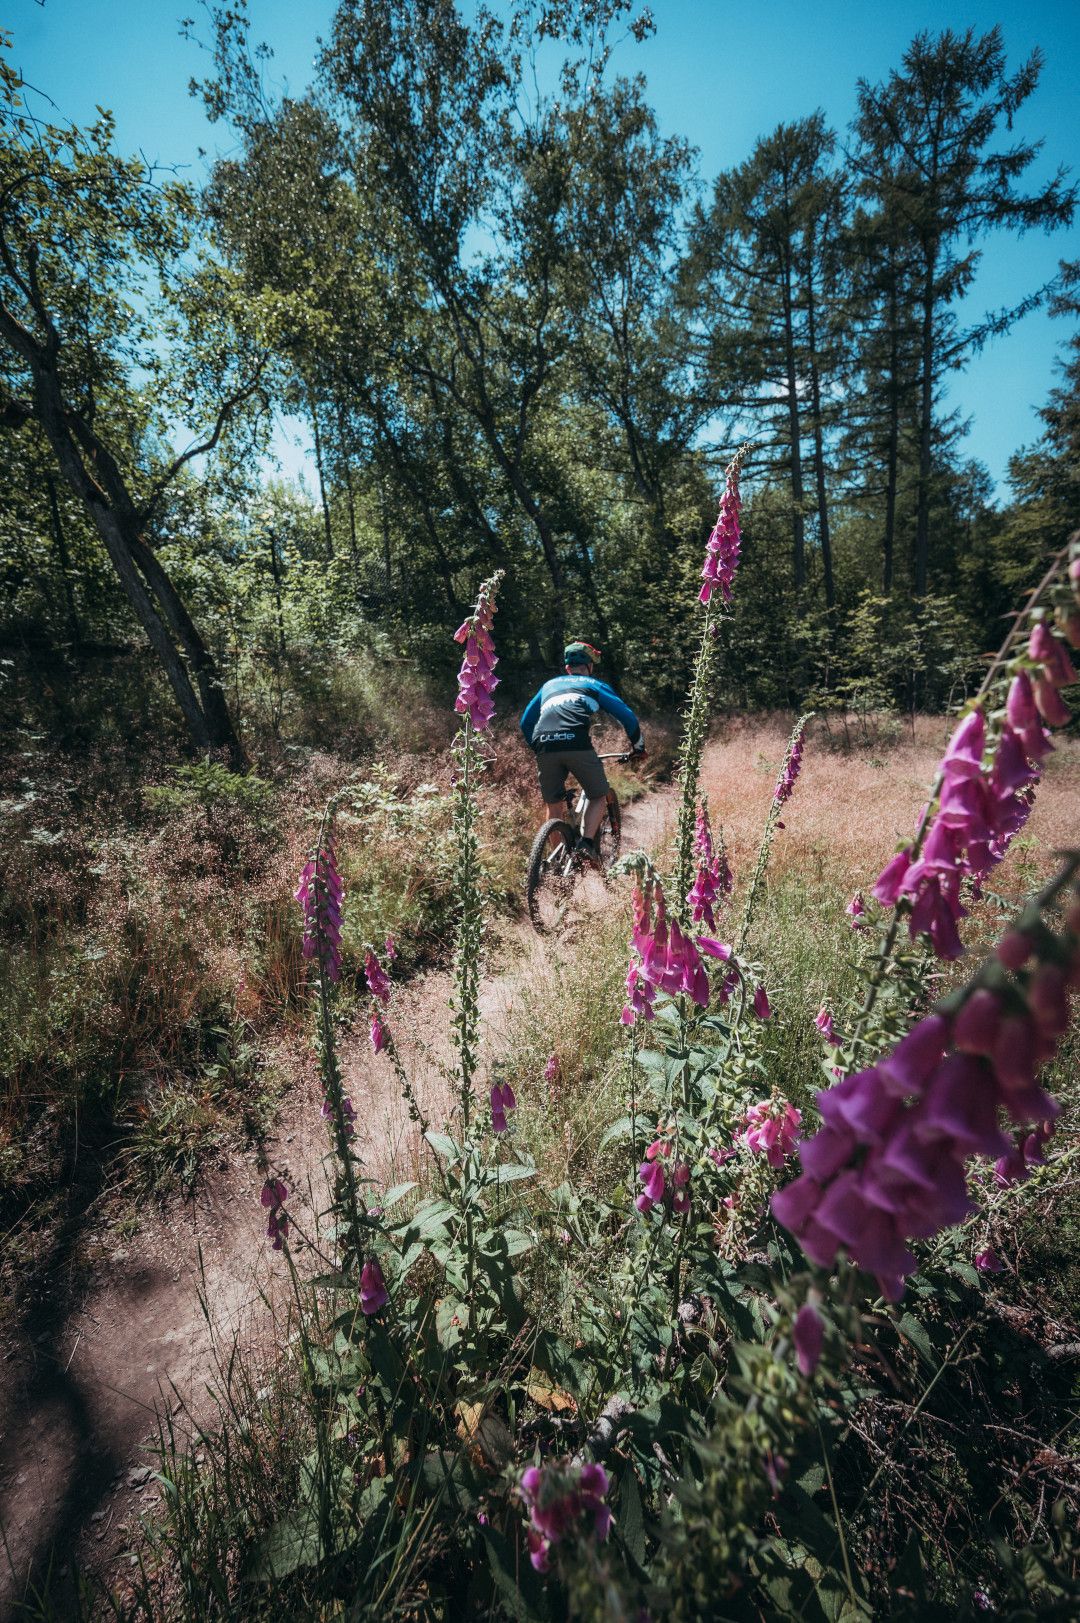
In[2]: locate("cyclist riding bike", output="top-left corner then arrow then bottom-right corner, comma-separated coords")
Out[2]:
519,640 -> 646,866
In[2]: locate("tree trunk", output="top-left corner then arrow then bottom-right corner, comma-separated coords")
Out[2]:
883,290 -> 900,594
127,530 -> 243,766
781,257 -> 806,592
23,350 -> 243,761
44,473 -> 82,654
268,527 -> 287,659
308,386 -> 334,562
804,253 -> 834,610
336,402 -> 359,565
914,246 -> 936,598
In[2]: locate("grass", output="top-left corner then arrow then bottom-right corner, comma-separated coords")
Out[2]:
6,703 -> 1080,1617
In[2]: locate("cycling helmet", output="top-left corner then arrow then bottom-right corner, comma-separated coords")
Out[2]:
563,640 -> 601,666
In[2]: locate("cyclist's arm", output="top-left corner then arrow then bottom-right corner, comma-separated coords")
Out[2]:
591,681 -> 644,751
519,689 -> 543,747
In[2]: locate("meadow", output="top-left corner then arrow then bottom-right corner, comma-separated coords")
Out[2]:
3,511 -> 1078,1622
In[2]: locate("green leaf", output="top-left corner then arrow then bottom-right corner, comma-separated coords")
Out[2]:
897,1311 -> 939,1370
599,1114 -> 635,1150
618,1464 -> 647,1568
246,1508 -> 321,1580
480,1525 -> 547,1621
381,1180 -> 418,1209
492,1161 -> 536,1185
424,1131 -> 459,1161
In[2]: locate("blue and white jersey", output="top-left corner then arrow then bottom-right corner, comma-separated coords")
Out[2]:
519,674 -> 642,752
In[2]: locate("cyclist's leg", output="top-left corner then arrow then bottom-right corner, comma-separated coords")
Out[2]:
537,752 -> 572,843
568,749 -> 610,841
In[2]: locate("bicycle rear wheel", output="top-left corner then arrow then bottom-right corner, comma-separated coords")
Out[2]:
526,819 -> 578,934
597,789 -> 621,867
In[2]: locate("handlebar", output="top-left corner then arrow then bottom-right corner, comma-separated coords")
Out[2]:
595,751 -> 643,762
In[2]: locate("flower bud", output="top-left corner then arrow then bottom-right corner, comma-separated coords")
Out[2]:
953,988 -> 1002,1056
1028,964 -> 1069,1039
996,930 -> 1032,971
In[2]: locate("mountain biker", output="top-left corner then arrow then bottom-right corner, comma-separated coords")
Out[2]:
519,640 -> 646,865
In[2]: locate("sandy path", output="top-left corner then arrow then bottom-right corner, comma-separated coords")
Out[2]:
0,785 -> 672,1619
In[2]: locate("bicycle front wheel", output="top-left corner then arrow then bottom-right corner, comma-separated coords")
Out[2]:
526,819 -> 578,934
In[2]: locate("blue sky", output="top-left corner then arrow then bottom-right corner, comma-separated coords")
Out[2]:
9,0 -> 1080,497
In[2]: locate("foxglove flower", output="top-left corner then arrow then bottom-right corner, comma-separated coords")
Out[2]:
793,1300 -> 824,1377
295,836 -> 344,983
491,1079 -> 517,1134
773,720 -> 807,808
364,949 -> 392,1007
519,1459 -> 611,1572
369,1011 -> 387,1054
875,628 -> 1075,962
453,573 -> 502,730
621,872 -> 711,1023
975,1247 -> 1003,1274
260,1179 -> 289,1250
699,452 -> 743,606
742,1098 -> 801,1168
753,984 -> 772,1021
846,892 -> 866,926
815,1006 -> 841,1047
544,1053 -> 559,1085
635,1138 -> 670,1213
686,801 -> 733,929
772,894 -> 1078,1300
321,1095 -> 356,1139
360,1257 -> 389,1315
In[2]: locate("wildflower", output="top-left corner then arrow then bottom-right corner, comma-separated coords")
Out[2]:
544,1052 -> 559,1085
622,870 -> 710,1023
454,574 -> 502,730
686,801 -> 732,929
772,896 -> 1077,1301
773,722 -> 806,808
742,1099 -> 801,1168
709,1145 -> 736,1168
793,1301 -> 824,1377
753,983 -> 772,1020
699,452 -> 743,606
295,836 -> 344,983
360,1257 -> 389,1316
846,891 -> 866,926
260,1179 -> 289,1250
1029,618 -> 1077,688
635,1139 -> 668,1213
369,1011 -> 387,1054
321,1095 -> 356,1139
620,958 -> 656,1025
815,1006 -> 840,1046
384,934 -> 397,961
519,1459 -> 611,1572
364,949 -> 392,1007
975,1247 -> 1003,1274
994,1119 -> 1053,1186
672,1159 -> 692,1217
491,1079 -> 517,1134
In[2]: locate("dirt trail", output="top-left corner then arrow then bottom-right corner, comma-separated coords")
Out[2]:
0,786 -> 673,1618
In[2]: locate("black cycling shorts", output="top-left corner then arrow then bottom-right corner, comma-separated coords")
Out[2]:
536,746 -> 609,804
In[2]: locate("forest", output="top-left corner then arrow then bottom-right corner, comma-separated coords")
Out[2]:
1,2 -> 1079,1619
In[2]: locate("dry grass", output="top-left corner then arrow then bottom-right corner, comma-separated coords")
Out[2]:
700,712 -> 1080,899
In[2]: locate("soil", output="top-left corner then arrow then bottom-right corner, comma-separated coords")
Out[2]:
0,785 -> 673,1620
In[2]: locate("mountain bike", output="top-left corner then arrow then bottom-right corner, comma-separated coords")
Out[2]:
525,754 -> 630,935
